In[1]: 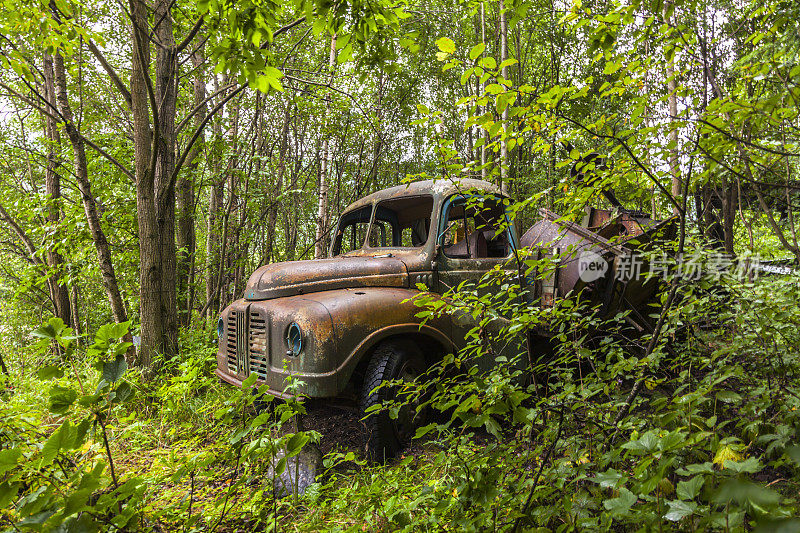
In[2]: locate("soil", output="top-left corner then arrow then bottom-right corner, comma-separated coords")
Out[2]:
301,398 -> 367,456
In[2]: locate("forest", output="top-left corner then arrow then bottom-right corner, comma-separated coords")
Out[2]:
1,0 -> 800,530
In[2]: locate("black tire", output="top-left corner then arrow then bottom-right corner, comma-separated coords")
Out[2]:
359,339 -> 426,461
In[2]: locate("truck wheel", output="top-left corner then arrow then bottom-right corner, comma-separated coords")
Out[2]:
360,340 -> 426,461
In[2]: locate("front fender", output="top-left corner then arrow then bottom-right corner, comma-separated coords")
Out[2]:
302,287 -> 455,391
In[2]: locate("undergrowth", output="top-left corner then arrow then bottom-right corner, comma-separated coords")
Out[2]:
3,268 -> 800,531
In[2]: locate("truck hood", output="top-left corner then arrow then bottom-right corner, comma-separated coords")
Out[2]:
244,256 -> 409,300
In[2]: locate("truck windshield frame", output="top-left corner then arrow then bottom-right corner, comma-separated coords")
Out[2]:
365,195 -> 435,250
331,194 -> 435,256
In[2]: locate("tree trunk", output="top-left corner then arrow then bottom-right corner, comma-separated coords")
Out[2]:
177,40 -> 205,326
152,0 -> 179,359
367,72 -> 385,188
265,103 -> 291,264
52,53 -> 131,332
205,76 -> 225,319
315,33 -> 337,259
42,53 -> 72,326
480,2 -> 488,180
221,94 -> 241,309
70,284 -> 81,338
499,0 -> 509,194
130,0 -> 159,369
664,2 -> 681,213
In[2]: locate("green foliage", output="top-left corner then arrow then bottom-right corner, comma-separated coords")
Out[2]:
1,319 -> 140,530
0,0 -> 799,529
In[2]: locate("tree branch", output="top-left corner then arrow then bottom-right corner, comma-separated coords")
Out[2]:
176,82 -> 237,134
0,83 -> 134,180
85,40 -> 133,108
171,84 -> 247,190
177,15 -> 204,52
555,112 -> 685,214
0,202 -> 42,263
271,16 -> 307,42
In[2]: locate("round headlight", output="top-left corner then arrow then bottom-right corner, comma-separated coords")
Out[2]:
286,322 -> 303,356
217,318 -> 224,339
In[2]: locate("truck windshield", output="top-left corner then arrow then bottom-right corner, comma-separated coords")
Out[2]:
331,195 -> 434,256
367,195 -> 434,249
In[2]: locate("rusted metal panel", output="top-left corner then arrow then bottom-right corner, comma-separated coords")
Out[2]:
245,256 -> 409,300
521,208 -> 676,318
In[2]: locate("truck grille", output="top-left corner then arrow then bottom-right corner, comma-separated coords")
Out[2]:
248,310 -> 268,379
236,310 -> 248,375
225,310 -> 237,372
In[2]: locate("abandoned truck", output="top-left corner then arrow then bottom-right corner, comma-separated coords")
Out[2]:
215,178 -> 672,457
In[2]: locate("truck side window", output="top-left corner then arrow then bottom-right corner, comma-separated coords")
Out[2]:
339,222 -> 370,254
441,196 -> 510,259
333,205 -> 372,255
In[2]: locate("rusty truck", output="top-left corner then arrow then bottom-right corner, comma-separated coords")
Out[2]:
215,178 -> 673,458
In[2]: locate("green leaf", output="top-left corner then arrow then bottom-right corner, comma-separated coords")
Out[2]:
286,432 -> 310,456
784,445 -> 800,466
94,321 -> 128,348
276,456 -> 287,476
242,373 -> 258,388
49,385 -> 78,414
714,479 -> 780,508
603,60 -> 621,75
115,381 -> 134,402
414,423 -> 436,439
715,390 -> 742,403
677,476 -> 704,500
603,488 -> 637,515
469,42 -> 485,60
0,448 -> 22,475
485,83 -> 504,95
677,462 -> 715,475
37,365 -> 64,380
754,518 -> 800,533
622,430 -> 659,454
267,78 -> 283,93
0,482 -> 19,510
264,66 -> 283,79
39,420 -> 74,467
592,469 -> 625,489
723,457 -> 762,474
102,354 -> 127,383
479,56 -> 496,69
664,499 -> 696,521
436,37 -> 455,54
498,58 -> 518,69
31,322 -> 57,340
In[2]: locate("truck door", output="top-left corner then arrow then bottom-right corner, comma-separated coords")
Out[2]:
435,194 -> 524,370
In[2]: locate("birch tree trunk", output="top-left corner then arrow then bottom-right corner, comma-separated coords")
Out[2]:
177,40 -> 206,325
480,3 -> 488,180
265,103 -> 291,264
315,33 -> 337,259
